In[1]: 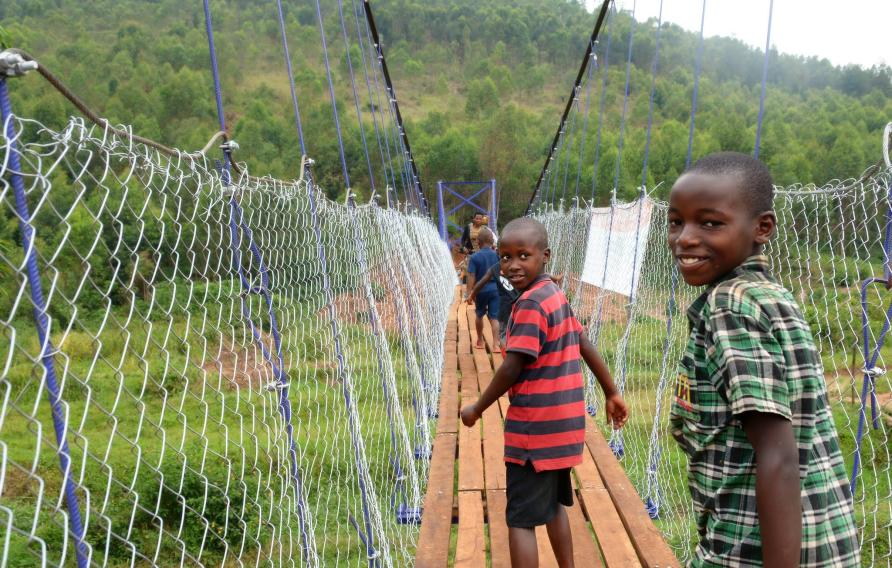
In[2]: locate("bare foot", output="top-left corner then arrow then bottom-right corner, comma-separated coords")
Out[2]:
474,341 -> 486,350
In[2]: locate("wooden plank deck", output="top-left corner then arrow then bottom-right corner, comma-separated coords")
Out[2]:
416,287 -> 680,567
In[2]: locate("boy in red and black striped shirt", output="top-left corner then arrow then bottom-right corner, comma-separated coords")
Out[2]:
461,218 -> 628,567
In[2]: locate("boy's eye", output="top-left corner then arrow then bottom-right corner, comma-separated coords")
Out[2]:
520,253 -> 529,260
702,220 -> 723,228
668,218 -> 682,227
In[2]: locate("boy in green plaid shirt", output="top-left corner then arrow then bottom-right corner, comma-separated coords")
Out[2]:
668,152 -> 859,567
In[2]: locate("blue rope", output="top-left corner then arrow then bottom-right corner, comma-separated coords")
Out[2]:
338,0 -> 377,191
351,0 -> 392,199
574,46 -> 598,199
850,178 -> 892,495
314,0 -> 353,189
1,79 -> 90,568
686,0 -> 707,169
641,0 -> 664,186
591,5 -> 615,201
644,266 -> 680,518
851,277 -> 892,495
559,90 -> 581,203
203,0 -> 313,559
363,20 -> 409,205
612,0 -> 637,192
753,0 -> 774,159
349,196 -> 418,523
275,0 -> 307,155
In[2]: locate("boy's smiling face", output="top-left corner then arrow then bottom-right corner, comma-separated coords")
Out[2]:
498,230 -> 550,291
668,172 -> 775,287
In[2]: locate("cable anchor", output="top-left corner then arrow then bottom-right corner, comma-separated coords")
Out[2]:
0,50 -> 38,77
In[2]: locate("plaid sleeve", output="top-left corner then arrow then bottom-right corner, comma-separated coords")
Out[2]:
507,298 -> 547,358
706,306 -> 792,420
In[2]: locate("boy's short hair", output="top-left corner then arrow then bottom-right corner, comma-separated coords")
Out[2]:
502,218 -> 548,250
478,227 -> 494,245
688,152 -> 774,215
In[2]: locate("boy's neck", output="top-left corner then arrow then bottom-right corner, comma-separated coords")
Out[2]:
480,245 -> 492,250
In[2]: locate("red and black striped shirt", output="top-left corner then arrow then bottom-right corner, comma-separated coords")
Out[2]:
505,275 -> 585,471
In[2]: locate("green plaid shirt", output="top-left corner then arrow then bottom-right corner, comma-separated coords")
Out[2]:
670,255 -> 859,567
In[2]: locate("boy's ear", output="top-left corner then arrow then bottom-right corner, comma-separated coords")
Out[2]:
542,247 -> 551,263
753,211 -> 776,245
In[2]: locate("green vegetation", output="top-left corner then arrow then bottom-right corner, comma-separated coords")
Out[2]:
1,0 -> 890,225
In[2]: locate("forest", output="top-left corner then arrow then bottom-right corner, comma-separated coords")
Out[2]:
1,0 -> 890,224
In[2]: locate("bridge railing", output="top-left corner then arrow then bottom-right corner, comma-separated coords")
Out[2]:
0,113 -> 456,567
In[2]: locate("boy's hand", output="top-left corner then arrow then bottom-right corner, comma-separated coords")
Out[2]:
605,393 -> 628,430
466,295 -> 475,305
460,403 -> 480,427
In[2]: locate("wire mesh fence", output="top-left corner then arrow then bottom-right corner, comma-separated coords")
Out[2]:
0,114 -> 455,567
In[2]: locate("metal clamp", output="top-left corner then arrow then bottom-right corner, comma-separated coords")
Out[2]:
0,50 -> 38,77
265,381 -> 290,392
861,366 -> 886,377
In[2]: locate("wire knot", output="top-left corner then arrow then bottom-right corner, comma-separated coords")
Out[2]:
0,50 -> 38,77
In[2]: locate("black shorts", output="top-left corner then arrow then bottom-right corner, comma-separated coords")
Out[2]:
505,461 -> 573,528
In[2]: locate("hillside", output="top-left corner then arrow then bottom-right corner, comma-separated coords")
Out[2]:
1,0 -> 890,222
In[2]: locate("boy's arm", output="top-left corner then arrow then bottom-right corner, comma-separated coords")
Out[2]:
579,332 -> 628,428
460,352 -> 527,426
741,412 -> 801,568
468,268 -> 494,301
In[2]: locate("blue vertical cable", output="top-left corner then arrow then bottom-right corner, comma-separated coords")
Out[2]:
338,0 -> 377,191
753,0 -> 774,159
311,0 -> 380,559
1,79 -> 89,568
559,91 -> 581,203
612,0 -> 637,193
640,0 -> 664,186
591,5 -> 616,201
351,0 -> 392,197
203,0 -> 313,560
574,47 -> 598,199
362,18 -> 408,204
274,0 -> 307,155
314,0 -> 352,189
686,0 -> 707,169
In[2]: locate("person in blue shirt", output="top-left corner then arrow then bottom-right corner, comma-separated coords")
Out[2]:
465,228 -> 500,350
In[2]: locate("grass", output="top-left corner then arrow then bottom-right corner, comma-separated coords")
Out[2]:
1,286 -> 431,566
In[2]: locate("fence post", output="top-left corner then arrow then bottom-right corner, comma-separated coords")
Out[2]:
490,178 -> 497,230
437,181 -> 447,242
0,77 -> 90,567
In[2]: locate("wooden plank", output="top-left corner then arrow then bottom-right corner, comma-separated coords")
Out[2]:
486,490 -> 511,568
473,347 -> 494,391
455,491 -> 486,567
459,353 -> 478,398
466,303 -> 483,350
459,397 -> 485,491
481,405 -> 505,490
575,446 -> 641,567
415,433 -> 457,567
437,368 -> 459,434
458,302 -> 471,354
568,486 -> 603,567
586,423 -> 680,568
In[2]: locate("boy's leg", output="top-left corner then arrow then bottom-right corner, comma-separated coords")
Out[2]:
508,527 -> 538,568
475,314 -> 485,349
490,318 -> 500,352
544,505 -> 574,567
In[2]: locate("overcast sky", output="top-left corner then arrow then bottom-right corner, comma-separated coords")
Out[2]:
584,0 -> 887,69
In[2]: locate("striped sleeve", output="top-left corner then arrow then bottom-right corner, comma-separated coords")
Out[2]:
507,298 -> 547,358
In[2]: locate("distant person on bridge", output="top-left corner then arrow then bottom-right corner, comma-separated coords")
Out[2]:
667,152 -> 859,567
460,212 -> 487,254
460,218 -> 627,568
465,228 -> 500,350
